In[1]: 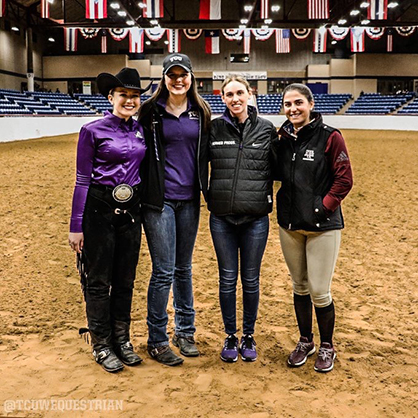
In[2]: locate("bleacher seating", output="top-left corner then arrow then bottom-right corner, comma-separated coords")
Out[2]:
313,93 -> 352,115
345,93 -> 414,115
397,97 -> 418,114
201,94 -> 225,114
257,94 -> 282,114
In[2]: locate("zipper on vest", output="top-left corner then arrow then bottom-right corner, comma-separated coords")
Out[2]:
230,138 -> 244,212
196,112 -> 203,192
289,151 -> 296,229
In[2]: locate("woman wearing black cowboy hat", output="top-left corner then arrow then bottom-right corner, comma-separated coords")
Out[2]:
68,67 -> 151,373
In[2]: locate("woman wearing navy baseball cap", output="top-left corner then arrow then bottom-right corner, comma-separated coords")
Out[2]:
139,54 -> 211,366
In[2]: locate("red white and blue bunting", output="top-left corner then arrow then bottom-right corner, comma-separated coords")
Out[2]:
109,28 -> 129,41
183,29 -> 203,40
395,26 -> 416,37
167,29 -> 181,53
145,27 -> 165,41
129,28 -> 144,53
222,29 -> 243,40
365,27 -> 385,40
252,28 -> 274,41
80,28 -> 99,39
351,27 -> 366,53
328,26 -> 349,41
143,0 -> 164,18
292,28 -> 311,40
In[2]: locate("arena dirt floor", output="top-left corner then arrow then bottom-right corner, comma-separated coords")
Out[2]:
0,129 -> 417,418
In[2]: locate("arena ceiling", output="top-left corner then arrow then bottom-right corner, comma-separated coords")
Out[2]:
6,0 -> 418,31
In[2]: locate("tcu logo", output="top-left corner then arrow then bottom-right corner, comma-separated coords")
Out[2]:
302,150 -> 315,161
170,56 -> 183,62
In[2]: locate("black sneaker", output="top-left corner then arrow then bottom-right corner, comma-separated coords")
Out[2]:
147,345 -> 184,366
172,334 -> 199,357
220,334 -> 239,363
287,336 -> 316,367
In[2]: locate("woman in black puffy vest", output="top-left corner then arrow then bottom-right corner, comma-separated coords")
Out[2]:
273,83 -> 353,373
208,75 -> 277,363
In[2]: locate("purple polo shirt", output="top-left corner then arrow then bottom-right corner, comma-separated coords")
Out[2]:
157,97 -> 199,200
69,111 -> 146,233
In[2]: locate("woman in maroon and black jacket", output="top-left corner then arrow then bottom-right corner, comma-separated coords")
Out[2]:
272,83 -> 353,373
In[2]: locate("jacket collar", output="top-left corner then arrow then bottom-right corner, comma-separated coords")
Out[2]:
279,111 -> 322,141
103,110 -> 134,131
221,104 -> 257,129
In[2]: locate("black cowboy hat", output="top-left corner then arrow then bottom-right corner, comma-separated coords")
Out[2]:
97,67 -> 152,97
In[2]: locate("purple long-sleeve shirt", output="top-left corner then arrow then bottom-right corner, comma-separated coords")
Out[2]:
69,111 -> 146,233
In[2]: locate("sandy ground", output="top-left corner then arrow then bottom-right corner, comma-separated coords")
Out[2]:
0,129 -> 417,418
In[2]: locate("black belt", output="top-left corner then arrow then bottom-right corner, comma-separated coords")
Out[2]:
88,183 -> 141,212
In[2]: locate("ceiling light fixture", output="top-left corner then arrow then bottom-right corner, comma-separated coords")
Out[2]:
117,10 -> 127,16
150,19 -> 158,25
387,2 -> 398,8
271,5 -> 280,12
145,40 -> 151,45
361,19 -> 370,25
244,5 -> 253,12
338,19 -> 347,25
48,37 -> 55,42
360,2 -> 370,7
240,18 -> 248,24
110,2 -> 120,9
350,9 -> 360,16
126,20 -> 135,25
264,18 -> 272,24
138,1 -> 146,7
11,26 -> 19,31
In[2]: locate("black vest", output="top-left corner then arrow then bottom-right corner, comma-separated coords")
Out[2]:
276,115 -> 344,231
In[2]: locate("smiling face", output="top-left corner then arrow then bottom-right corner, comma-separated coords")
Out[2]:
108,87 -> 141,121
283,89 -> 314,130
164,66 -> 192,97
222,80 -> 251,123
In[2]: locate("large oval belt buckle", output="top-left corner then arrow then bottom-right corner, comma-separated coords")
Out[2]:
112,184 -> 133,203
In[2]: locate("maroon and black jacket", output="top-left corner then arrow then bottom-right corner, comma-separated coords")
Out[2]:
272,112 -> 353,232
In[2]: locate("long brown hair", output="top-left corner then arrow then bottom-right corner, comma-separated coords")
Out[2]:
146,70 -> 212,132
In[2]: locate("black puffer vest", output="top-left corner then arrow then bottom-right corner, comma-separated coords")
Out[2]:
208,106 -> 275,216
275,113 -> 344,231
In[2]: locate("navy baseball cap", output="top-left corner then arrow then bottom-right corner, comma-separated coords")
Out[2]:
162,53 -> 193,75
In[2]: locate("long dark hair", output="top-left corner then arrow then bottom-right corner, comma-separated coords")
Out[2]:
143,71 -> 212,132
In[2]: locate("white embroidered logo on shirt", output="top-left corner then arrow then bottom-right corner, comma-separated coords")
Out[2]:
188,110 -> 199,120
303,150 -> 315,161
135,131 -> 143,139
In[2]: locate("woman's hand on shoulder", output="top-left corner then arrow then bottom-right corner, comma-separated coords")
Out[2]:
69,232 -> 84,253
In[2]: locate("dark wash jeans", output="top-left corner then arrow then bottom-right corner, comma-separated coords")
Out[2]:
142,199 -> 200,347
82,191 -> 142,344
210,214 -> 269,336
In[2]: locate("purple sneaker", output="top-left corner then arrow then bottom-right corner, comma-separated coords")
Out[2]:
288,336 -> 316,367
221,334 -> 238,362
240,335 -> 257,362
314,342 -> 336,373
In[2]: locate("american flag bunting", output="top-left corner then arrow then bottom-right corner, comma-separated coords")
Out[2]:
199,0 -> 221,20
275,29 -> 290,53
144,0 -> 164,18
308,0 -> 329,19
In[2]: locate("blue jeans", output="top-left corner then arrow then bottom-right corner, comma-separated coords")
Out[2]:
210,214 -> 269,336
143,199 -> 200,347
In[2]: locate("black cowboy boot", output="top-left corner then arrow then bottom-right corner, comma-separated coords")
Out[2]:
112,320 -> 143,366
90,330 -> 124,373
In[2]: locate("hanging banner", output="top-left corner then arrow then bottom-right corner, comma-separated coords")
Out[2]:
41,0 -> 49,18
365,27 -> 385,40
85,0 -> 107,20
368,0 -> 387,20
109,28 -> 129,41
167,29 -> 181,53
328,26 -> 349,41
260,0 -> 269,19
205,30 -> 220,54
144,0 -> 164,18
243,29 -> 251,54
313,27 -> 327,53
308,0 -> 329,19
351,27 -> 365,53
275,29 -> 290,53
183,29 -> 203,40
129,27 -> 144,53
64,28 -> 78,52
395,26 -> 416,37
252,28 -> 274,41
80,28 -> 99,39
199,0 -> 221,20
213,71 -> 267,80
145,27 -> 165,41
292,28 -> 311,40
221,29 -> 243,41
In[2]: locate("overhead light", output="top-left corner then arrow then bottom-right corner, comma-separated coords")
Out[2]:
244,5 -> 253,12
350,9 -> 360,16
48,37 -> 55,42
110,2 -> 120,9
240,18 -> 248,24
239,24 -> 246,29
261,25 -> 269,29
331,40 -> 337,45
387,2 -> 398,8
126,20 -> 135,25
338,19 -> 347,25
360,2 -> 370,7
271,5 -> 280,12
264,18 -> 272,24
11,26 -> 19,31
150,19 -> 158,25
361,19 -> 370,24
117,10 -> 127,16
138,1 -> 146,7
145,40 -> 151,45
164,40 -> 169,44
